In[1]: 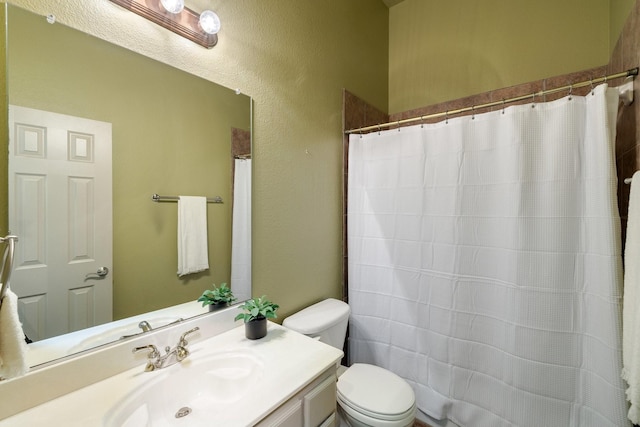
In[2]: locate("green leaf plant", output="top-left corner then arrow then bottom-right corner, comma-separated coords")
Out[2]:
234,295 -> 279,323
197,283 -> 237,306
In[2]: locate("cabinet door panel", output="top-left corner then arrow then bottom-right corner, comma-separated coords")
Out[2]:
256,400 -> 302,427
304,375 -> 336,426
318,412 -> 336,427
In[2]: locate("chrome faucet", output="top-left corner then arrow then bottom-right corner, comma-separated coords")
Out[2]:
138,320 -> 152,332
119,320 -> 153,339
120,318 -> 185,340
132,327 -> 200,372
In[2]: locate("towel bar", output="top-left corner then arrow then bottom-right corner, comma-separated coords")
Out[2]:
151,194 -> 223,204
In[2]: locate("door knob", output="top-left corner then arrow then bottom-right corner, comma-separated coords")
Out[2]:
85,267 -> 110,281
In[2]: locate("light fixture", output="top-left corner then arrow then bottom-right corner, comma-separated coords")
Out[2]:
160,0 -> 185,14
108,0 -> 219,49
199,10 -> 221,35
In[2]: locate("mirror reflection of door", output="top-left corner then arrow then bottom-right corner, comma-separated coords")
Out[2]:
9,105 -> 113,341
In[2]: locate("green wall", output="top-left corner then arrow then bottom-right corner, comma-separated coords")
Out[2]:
389,0 -> 613,113
229,2 -> 390,316
7,6 -> 250,319
611,0 -> 635,51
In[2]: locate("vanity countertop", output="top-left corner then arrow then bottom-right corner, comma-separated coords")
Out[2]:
0,322 -> 343,426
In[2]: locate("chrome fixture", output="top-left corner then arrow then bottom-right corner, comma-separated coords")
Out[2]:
152,193 -> 223,204
119,320 -> 152,340
108,0 -> 220,48
120,318 -> 185,340
138,320 -> 152,332
132,327 -> 200,371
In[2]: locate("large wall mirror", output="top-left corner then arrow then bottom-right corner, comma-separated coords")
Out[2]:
6,4 -> 252,368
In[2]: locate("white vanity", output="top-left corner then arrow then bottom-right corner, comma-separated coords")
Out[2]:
0,309 -> 343,426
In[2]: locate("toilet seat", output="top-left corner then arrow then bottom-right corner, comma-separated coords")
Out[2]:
337,363 -> 415,422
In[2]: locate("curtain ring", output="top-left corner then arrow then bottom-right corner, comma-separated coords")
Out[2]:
420,116 -> 424,128
445,110 -> 449,124
598,75 -> 607,94
397,121 -> 401,132
501,99 -> 506,114
568,84 -> 573,101
377,124 -> 381,135
472,105 -> 475,120
531,92 -> 536,108
590,78 -> 595,95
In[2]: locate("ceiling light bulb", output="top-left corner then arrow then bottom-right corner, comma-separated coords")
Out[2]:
160,0 -> 184,14
199,10 -> 221,35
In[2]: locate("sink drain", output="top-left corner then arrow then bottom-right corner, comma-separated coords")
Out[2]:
175,407 -> 192,418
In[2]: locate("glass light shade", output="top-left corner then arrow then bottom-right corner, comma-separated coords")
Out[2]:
199,10 -> 221,35
160,0 -> 184,14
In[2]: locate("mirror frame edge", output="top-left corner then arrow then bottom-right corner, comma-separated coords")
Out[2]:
1,2 -> 8,237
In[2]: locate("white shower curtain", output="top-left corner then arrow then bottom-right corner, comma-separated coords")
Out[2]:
347,84 -> 628,427
231,158 -> 252,302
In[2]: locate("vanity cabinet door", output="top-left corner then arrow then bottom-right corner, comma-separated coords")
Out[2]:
257,399 -> 303,427
303,375 -> 336,426
318,412 -> 336,427
255,366 -> 337,427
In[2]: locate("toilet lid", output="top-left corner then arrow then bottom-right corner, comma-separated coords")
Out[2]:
337,364 -> 415,420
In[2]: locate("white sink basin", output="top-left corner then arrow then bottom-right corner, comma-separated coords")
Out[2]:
103,349 -> 263,426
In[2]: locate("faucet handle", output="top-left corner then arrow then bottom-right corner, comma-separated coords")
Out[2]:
176,345 -> 190,362
179,327 -> 200,346
132,344 -> 160,359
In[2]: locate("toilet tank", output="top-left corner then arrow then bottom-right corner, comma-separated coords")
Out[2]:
282,298 -> 350,350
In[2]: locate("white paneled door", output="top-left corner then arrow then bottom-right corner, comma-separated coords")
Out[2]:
9,105 -> 113,342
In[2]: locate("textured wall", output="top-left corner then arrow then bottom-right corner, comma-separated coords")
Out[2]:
388,0 -> 612,114
612,0 -> 636,51
4,0 -> 390,319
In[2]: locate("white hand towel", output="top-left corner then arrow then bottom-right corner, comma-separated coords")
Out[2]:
0,289 -> 28,380
623,170 -> 640,423
177,196 -> 209,277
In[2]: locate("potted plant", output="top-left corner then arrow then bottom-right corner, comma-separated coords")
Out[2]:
197,283 -> 236,312
234,295 -> 279,340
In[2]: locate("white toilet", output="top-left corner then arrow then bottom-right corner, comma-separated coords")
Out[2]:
282,298 -> 416,427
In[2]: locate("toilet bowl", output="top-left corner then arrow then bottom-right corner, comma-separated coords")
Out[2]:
282,299 -> 416,427
337,363 -> 416,427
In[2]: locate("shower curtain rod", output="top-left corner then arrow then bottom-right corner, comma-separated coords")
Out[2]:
345,67 -> 639,134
